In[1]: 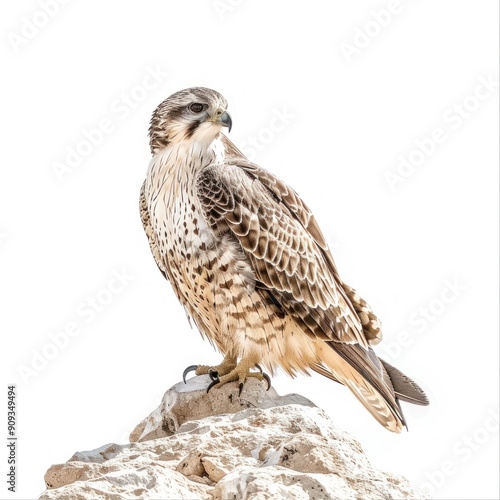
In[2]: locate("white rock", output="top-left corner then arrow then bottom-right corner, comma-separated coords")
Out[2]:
129,375 -> 315,442
40,377 -> 426,499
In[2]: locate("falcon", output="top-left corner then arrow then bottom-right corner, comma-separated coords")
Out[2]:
140,87 -> 429,432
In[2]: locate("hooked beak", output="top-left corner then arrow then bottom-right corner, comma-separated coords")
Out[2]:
219,111 -> 232,133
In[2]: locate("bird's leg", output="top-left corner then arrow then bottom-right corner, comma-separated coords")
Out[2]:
182,354 -> 237,383
207,357 -> 271,395
196,354 -> 238,379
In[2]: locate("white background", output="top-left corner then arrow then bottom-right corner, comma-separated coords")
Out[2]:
1,1 -> 498,499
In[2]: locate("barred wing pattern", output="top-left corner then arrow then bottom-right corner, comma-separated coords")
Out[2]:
236,159 -> 384,345
197,161 -> 375,347
196,161 -> 414,431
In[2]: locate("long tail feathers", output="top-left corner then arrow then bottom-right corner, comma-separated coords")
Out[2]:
313,341 -> 428,432
380,358 -> 429,406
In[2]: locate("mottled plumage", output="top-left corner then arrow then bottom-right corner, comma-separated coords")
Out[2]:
140,87 -> 428,432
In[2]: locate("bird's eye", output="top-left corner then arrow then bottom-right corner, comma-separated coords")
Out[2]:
189,103 -> 206,113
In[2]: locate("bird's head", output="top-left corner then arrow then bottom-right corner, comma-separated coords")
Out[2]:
149,87 -> 232,154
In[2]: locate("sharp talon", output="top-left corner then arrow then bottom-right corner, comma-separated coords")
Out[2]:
255,364 -> 263,373
263,373 -> 271,391
183,365 -> 198,384
238,382 -> 244,396
207,378 -> 219,393
208,369 -> 219,382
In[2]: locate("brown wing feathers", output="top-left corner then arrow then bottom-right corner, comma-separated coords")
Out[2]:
196,159 -> 428,431
197,163 -> 366,344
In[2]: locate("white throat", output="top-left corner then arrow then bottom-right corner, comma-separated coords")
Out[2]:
146,136 -> 226,202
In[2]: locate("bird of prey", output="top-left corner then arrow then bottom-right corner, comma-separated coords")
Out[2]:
140,87 -> 428,432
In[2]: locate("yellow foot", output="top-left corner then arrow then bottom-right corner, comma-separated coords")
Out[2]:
207,361 -> 271,395
182,355 -> 237,383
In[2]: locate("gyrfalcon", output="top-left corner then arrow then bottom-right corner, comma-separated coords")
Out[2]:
140,87 -> 429,432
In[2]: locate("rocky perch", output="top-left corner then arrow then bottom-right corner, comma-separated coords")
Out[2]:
40,377 -> 425,499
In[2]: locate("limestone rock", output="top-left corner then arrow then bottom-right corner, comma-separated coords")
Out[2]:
40,377 -> 426,499
129,374 -> 315,442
